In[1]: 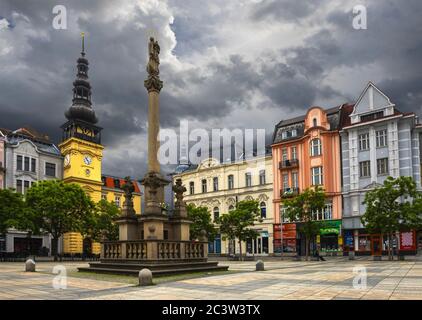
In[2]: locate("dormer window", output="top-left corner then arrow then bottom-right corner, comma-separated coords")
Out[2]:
281,129 -> 298,139
114,179 -> 120,188
360,111 -> 384,123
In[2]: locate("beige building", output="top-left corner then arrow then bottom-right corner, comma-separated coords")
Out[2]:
173,154 -> 274,256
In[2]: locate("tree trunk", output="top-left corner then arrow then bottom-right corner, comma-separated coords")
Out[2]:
305,237 -> 309,261
388,232 -> 393,260
396,232 -> 401,261
52,237 -> 58,262
238,239 -> 243,261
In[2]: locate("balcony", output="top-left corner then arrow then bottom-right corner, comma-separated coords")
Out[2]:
280,187 -> 299,198
279,159 -> 299,170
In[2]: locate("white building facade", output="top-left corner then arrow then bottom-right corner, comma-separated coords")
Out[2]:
340,82 -> 422,255
173,155 -> 274,256
2,128 -> 63,255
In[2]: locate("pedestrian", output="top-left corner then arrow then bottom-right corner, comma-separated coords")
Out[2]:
315,249 -> 325,261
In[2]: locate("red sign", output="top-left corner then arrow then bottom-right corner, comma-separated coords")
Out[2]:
273,224 -> 282,240
282,223 -> 296,239
400,230 -> 416,251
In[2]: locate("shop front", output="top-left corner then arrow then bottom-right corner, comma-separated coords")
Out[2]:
246,231 -> 269,255
273,224 -> 282,254
317,220 -> 342,255
343,229 -> 417,256
281,223 -> 297,254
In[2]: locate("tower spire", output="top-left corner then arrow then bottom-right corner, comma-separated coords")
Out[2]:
81,32 -> 85,56
64,33 -> 98,124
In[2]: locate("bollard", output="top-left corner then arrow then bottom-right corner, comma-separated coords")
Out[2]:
256,260 -> 264,271
139,268 -> 153,286
25,259 -> 36,272
348,251 -> 355,260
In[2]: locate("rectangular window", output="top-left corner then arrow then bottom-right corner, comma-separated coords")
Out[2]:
228,175 -> 234,190
17,155 -> 23,171
31,158 -> 36,173
24,157 -> 30,171
189,182 -> 195,195
360,111 -> 384,122
213,177 -> 218,191
24,181 -> 30,194
311,167 -> 323,185
359,133 -> 370,151
282,148 -> 288,161
201,179 -> 207,193
245,173 -> 252,187
291,146 -> 297,160
101,194 -> 107,201
16,179 -> 22,194
282,173 -> 289,189
115,196 -> 121,207
292,172 -> 298,188
376,129 -> 387,148
259,170 -> 266,185
45,162 -> 56,177
377,158 -> 389,175
359,161 -> 371,177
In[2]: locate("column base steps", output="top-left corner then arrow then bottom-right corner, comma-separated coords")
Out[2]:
78,261 -> 229,276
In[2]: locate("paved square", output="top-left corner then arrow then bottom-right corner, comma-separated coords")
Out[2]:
0,258 -> 422,300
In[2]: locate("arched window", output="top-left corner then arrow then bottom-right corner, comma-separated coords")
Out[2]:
260,202 -> 267,219
313,118 -> 317,127
310,138 -> 321,156
213,207 -> 220,221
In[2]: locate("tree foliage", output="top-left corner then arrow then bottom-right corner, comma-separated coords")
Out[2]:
186,204 -> 217,241
0,188 -> 26,234
283,186 -> 326,260
25,180 -> 95,260
217,200 -> 262,260
83,199 -> 120,242
361,176 -> 422,259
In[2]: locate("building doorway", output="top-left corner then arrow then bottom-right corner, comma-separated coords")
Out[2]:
209,234 -> 221,254
246,235 -> 269,255
371,235 -> 382,256
417,231 -> 422,255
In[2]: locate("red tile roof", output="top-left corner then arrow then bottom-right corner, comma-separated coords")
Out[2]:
102,175 -> 141,194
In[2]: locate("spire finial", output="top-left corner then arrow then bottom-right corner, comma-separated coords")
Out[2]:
81,32 -> 85,56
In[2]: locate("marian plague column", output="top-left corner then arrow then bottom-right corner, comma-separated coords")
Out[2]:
140,37 -> 170,240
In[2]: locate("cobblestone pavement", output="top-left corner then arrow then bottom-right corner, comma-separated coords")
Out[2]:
0,259 -> 421,300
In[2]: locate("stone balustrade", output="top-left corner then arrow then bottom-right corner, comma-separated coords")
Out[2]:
101,240 -> 208,261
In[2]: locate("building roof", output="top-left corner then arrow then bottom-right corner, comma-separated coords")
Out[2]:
272,105 -> 343,144
4,127 -> 61,156
101,174 -> 141,194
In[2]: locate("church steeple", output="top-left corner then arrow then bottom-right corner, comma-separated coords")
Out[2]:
61,33 -> 102,144
65,32 -> 97,124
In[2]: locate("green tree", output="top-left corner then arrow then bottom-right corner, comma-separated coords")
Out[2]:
361,176 -> 422,260
218,200 -> 261,261
187,204 -> 217,241
25,180 -> 95,261
283,186 -> 326,260
83,199 -> 120,242
0,188 -> 26,234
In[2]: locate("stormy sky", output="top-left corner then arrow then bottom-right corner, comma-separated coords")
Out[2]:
0,0 -> 421,181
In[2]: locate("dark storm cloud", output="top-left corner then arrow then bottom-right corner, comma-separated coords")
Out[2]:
250,0 -> 324,22
0,0 -> 421,179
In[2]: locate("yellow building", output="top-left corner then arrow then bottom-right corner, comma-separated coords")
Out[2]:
59,37 -> 141,255
173,154 -> 274,256
101,175 -> 142,214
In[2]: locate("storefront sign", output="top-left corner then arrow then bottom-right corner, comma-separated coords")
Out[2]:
400,230 -> 416,251
316,235 -> 320,244
320,228 -> 339,235
282,223 -> 296,239
344,231 -> 354,246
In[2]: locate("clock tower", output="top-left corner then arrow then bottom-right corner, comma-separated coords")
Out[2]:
59,34 -> 104,254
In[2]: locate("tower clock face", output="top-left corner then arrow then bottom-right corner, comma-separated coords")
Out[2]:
83,155 -> 92,165
64,154 -> 70,166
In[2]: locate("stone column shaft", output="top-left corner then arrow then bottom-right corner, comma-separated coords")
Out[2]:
148,90 -> 160,173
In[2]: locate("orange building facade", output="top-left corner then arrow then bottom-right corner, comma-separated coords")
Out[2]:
272,106 -> 343,255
